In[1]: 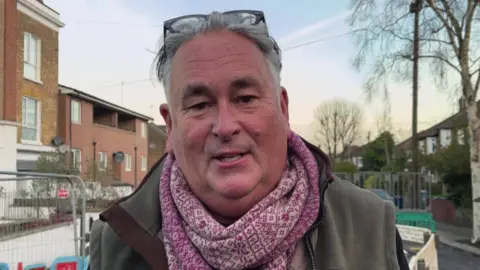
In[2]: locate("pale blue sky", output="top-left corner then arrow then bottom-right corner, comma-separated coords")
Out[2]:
44,0 -> 459,143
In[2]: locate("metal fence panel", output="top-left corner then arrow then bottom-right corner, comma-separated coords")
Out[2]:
334,171 -> 436,210
0,171 -> 86,269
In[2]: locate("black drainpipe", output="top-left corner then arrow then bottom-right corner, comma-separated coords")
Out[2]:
92,140 -> 97,182
69,97 -> 73,171
134,146 -> 138,188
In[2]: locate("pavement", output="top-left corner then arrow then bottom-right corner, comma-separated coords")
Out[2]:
437,243 -> 480,270
434,222 -> 480,269
435,222 -> 480,256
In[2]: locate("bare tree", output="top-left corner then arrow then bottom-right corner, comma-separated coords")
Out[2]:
314,99 -> 363,161
348,0 -> 480,242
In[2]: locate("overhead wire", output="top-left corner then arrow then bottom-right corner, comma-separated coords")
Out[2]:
96,29 -> 358,89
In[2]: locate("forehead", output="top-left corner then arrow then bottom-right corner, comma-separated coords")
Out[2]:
170,30 -> 272,94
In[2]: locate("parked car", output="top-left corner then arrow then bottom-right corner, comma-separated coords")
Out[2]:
370,189 -> 395,204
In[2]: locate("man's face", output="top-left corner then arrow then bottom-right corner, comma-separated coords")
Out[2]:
160,30 -> 290,221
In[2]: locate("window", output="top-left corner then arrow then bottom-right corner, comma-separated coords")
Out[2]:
141,156 -> 147,171
71,100 -> 81,124
418,140 -> 425,154
431,137 -> 437,154
21,97 -> 40,142
72,149 -> 82,171
125,154 -> 131,171
426,137 -> 437,154
99,152 -> 107,171
141,122 -> 147,138
23,32 -> 40,81
440,129 -> 452,148
457,129 -> 465,145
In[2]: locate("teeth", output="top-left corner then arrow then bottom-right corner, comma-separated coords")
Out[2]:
220,155 -> 242,162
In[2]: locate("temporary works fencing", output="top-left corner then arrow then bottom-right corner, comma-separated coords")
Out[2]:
397,224 -> 439,270
334,172 -> 435,210
0,171 -> 87,269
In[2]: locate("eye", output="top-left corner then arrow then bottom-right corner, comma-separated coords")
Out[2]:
188,102 -> 210,111
236,95 -> 257,104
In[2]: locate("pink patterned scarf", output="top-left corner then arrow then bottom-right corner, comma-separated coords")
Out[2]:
159,133 -> 320,269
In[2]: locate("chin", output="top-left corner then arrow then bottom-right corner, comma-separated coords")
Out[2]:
210,171 -> 263,198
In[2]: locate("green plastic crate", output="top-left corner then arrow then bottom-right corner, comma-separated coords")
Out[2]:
396,211 -> 436,233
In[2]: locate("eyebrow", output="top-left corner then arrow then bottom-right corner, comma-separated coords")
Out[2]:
180,76 -> 261,104
229,76 -> 259,91
181,84 -> 212,102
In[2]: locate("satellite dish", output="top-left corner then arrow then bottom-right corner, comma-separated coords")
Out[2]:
113,152 -> 125,163
51,136 -> 64,146
58,144 -> 70,154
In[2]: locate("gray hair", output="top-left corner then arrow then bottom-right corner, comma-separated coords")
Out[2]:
154,11 -> 283,104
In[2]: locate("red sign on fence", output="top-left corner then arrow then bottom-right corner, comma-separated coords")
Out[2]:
56,262 -> 76,270
57,189 -> 69,198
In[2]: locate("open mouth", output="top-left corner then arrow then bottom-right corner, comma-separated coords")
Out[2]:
214,153 -> 246,162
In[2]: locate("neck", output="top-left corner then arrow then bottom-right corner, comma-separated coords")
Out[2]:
210,208 -> 240,226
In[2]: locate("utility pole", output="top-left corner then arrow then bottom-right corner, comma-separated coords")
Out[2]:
410,0 -> 422,208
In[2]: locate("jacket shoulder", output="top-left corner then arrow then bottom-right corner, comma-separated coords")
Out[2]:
89,219 -> 151,270
329,177 -> 395,209
319,177 -> 399,269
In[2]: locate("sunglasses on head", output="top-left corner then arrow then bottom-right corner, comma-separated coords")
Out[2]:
163,10 -> 267,38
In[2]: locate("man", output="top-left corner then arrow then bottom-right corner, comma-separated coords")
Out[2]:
90,10 -> 409,270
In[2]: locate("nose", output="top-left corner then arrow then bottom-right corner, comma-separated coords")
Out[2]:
212,102 -> 240,141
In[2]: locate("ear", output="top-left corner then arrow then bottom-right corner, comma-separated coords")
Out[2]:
160,104 -> 172,135
160,104 -> 174,153
279,87 -> 289,123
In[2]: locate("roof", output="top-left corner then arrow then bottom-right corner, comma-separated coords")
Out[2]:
149,123 -> 168,136
33,0 -> 60,15
395,105 -> 471,150
59,84 -> 153,121
338,145 -> 364,158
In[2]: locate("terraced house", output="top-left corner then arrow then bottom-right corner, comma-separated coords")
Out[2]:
58,85 -> 152,187
15,0 -> 65,174
0,0 -> 64,183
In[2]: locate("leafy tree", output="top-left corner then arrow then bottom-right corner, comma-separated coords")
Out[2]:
361,132 -> 395,171
28,151 -> 78,198
422,142 -> 471,208
333,160 -> 358,174
383,150 -> 408,173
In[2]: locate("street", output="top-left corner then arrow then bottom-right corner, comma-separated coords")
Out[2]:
438,243 -> 480,270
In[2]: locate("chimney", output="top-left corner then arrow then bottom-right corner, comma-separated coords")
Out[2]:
459,97 -> 466,112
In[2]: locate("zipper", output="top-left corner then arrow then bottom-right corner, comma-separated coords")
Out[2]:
306,172 -> 331,270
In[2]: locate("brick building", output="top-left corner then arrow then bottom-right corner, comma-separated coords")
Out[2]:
0,0 -> 19,177
148,123 -> 167,170
0,0 -> 64,182
58,85 -> 153,187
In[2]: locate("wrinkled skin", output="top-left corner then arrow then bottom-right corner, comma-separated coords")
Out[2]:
160,30 -> 290,222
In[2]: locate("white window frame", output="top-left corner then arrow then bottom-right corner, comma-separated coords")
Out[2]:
72,149 -> 82,172
99,152 -> 107,171
141,156 -> 147,171
141,122 -> 147,138
125,154 -> 131,171
23,32 -> 41,82
457,129 -> 465,145
21,97 -> 41,144
71,99 -> 81,124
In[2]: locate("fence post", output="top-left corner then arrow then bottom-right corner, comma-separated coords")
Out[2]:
417,259 -> 427,270
89,216 -> 94,231
423,231 -> 431,244
434,234 -> 440,249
